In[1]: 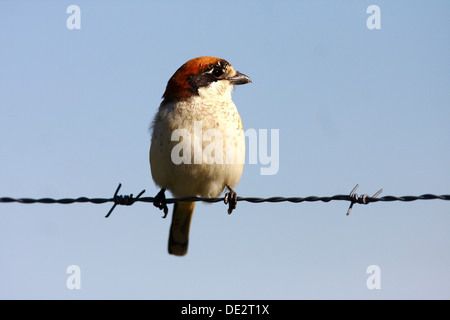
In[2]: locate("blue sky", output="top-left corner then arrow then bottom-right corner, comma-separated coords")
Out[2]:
1,1 -> 449,299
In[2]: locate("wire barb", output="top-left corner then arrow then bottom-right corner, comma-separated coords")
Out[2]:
346,184 -> 383,216
105,183 -> 145,218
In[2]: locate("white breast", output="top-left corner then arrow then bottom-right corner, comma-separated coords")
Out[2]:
150,83 -> 245,198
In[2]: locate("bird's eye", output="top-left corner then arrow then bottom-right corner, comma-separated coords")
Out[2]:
212,67 -> 224,77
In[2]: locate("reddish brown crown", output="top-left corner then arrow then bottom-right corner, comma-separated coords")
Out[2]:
162,56 -> 229,102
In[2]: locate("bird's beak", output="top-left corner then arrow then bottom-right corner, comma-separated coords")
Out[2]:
227,71 -> 252,85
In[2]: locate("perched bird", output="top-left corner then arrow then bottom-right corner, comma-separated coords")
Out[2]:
149,56 -> 251,256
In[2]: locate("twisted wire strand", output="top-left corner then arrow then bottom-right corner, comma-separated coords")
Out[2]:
1,183 -> 449,216
2,194 -> 449,205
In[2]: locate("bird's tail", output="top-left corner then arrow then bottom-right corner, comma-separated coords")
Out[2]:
168,201 -> 195,256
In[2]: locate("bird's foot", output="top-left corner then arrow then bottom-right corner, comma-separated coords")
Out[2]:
224,186 -> 238,215
154,188 -> 169,218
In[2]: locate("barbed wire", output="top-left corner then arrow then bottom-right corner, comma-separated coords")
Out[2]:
1,184 -> 449,218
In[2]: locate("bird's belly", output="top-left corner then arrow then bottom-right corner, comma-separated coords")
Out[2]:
150,99 -> 245,198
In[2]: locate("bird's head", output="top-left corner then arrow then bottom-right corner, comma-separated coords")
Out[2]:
162,56 -> 251,102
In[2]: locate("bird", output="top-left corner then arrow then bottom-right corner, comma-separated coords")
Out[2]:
149,56 -> 251,256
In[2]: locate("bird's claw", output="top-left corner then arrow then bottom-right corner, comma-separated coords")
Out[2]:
224,186 -> 238,214
154,188 -> 169,218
